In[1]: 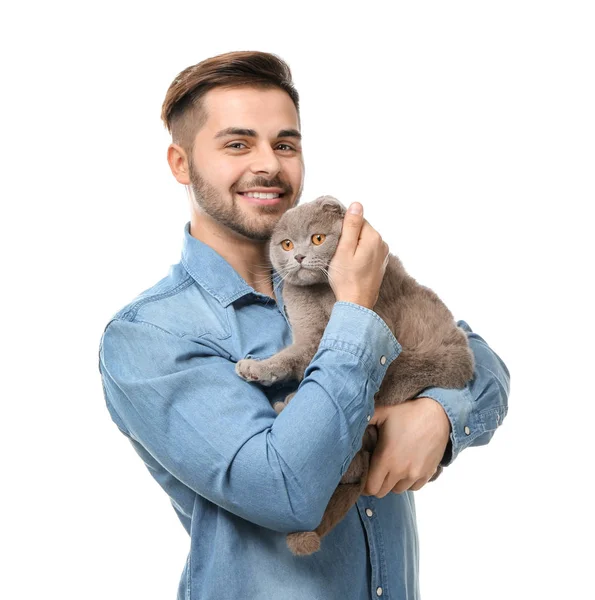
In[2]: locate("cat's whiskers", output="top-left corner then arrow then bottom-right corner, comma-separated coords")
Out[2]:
246,262 -> 278,270
247,272 -> 280,286
245,264 -> 292,287
318,266 -> 337,290
266,267 -> 298,299
271,274 -> 287,295
245,265 -> 275,277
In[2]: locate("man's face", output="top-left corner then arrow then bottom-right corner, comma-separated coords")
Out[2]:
187,86 -> 305,241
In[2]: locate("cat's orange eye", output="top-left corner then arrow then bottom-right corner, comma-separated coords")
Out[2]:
311,234 -> 326,246
281,240 -> 294,251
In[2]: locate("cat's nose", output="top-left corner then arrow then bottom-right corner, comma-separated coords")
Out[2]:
295,254 -> 305,264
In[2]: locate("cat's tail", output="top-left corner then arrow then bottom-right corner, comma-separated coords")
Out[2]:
286,531 -> 321,555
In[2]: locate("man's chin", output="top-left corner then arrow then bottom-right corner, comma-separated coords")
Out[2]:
232,219 -> 277,242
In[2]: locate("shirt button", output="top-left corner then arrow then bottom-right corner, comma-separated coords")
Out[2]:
366,414 -> 371,422
366,508 -> 374,517
380,355 -> 387,365
376,587 -> 383,596
464,426 -> 471,435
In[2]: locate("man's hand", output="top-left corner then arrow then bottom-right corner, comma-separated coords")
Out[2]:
328,202 -> 390,310
363,397 -> 451,497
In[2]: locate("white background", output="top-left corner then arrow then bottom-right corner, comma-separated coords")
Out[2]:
2,1 -> 593,598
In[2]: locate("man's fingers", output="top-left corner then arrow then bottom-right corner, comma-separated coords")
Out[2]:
364,471 -> 383,496
408,477 -> 431,492
364,447 -> 387,496
382,243 -> 390,268
376,474 -> 399,499
367,472 -> 431,497
391,478 -> 418,495
368,406 -> 389,426
336,203 -> 365,255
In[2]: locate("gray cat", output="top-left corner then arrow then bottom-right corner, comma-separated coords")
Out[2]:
235,195 -> 474,556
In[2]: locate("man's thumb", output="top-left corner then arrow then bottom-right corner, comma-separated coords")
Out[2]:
348,202 -> 363,215
337,203 -> 364,250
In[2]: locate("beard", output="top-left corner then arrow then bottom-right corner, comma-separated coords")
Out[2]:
187,159 -> 301,242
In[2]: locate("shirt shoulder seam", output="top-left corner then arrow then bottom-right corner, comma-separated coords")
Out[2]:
120,275 -> 194,322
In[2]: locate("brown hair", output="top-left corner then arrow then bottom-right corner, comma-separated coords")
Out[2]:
161,50 -> 300,156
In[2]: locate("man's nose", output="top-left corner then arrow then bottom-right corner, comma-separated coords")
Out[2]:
295,254 -> 305,264
250,145 -> 281,176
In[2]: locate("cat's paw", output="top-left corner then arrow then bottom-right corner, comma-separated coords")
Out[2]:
273,401 -> 286,414
235,358 -> 280,386
273,392 -> 297,414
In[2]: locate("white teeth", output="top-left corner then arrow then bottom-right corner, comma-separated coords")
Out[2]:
244,192 -> 280,199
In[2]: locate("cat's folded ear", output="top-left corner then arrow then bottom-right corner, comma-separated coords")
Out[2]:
316,195 -> 346,216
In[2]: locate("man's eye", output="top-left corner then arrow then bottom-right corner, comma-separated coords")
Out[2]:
276,144 -> 295,151
227,142 -> 247,150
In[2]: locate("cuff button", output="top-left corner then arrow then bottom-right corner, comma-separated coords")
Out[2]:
464,426 -> 471,435
380,355 -> 387,365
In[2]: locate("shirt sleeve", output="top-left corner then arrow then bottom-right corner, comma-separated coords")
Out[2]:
98,301 -> 401,533
414,320 -> 510,466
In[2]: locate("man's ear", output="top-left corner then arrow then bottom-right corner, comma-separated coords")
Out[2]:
167,143 -> 191,185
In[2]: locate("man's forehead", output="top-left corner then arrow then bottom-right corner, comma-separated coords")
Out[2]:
201,86 -> 299,134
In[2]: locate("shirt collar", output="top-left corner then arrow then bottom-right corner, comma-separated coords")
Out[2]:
180,221 -> 285,310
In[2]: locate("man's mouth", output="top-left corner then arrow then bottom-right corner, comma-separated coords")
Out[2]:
238,191 -> 283,200
237,190 -> 286,205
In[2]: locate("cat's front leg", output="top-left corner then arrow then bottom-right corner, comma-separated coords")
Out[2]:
236,344 -> 313,386
235,355 -> 293,387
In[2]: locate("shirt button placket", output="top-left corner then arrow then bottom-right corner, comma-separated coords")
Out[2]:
357,500 -> 387,600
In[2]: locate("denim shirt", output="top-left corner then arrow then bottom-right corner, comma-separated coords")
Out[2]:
98,222 -> 510,600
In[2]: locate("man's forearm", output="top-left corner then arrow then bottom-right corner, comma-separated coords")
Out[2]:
414,320 -> 510,466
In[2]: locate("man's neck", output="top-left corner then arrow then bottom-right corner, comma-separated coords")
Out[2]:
189,213 -> 276,300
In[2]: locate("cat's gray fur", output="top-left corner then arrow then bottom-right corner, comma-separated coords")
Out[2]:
235,195 -> 475,556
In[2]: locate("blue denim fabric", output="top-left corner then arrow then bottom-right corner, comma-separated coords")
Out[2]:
98,222 -> 510,600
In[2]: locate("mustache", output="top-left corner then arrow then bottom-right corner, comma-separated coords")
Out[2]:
234,177 -> 293,195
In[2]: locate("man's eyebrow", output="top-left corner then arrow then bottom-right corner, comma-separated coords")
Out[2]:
214,127 -> 302,140
277,129 -> 302,140
215,127 -> 257,139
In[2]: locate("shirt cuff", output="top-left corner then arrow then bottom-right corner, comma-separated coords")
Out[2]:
415,384 -> 475,467
319,301 -> 402,391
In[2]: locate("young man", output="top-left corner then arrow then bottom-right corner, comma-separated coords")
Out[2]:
98,51 -> 509,599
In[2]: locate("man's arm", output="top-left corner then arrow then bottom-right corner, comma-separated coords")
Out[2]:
99,302 -> 400,533
364,320 -> 510,497
416,320 -> 510,466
